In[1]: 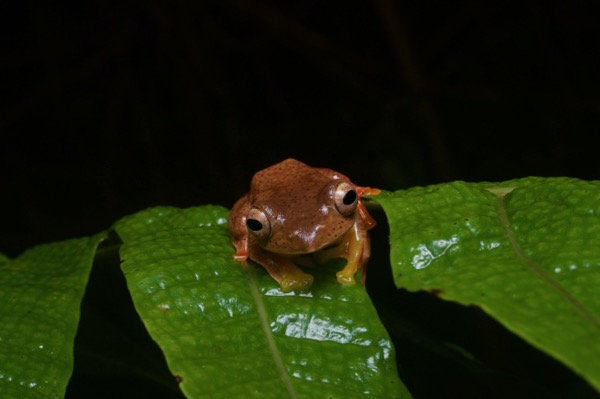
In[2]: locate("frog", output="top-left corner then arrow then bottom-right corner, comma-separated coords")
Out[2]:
227,158 -> 380,292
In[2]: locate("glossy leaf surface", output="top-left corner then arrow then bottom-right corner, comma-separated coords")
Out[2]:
0,235 -> 105,398
374,177 -> 600,391
113,206 -> 408,399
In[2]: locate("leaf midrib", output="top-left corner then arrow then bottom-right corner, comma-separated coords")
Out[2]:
246,265 -> 298,399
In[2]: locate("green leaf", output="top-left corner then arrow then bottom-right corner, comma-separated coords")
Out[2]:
0,234 -> 105,398
113,206 -> 409,399
374,177 -> 600,392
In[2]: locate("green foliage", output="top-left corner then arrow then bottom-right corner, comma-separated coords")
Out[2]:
375,177 -> 600,392
1,177 -> 600,398
113,206 -> 406,398
0,235 -> 105,398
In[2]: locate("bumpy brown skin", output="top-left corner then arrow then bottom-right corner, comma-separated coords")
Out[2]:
227,158 -> 378,292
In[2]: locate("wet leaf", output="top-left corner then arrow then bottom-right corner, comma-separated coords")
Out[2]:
113,206 -> 409,399
374,177 -> 600,392
0,235 -> 105,398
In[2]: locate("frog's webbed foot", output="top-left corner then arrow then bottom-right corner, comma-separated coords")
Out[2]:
249,248 -> 314,292
231,240 -> 248,262
279,268 -> 314,292
233,250 -> 248,262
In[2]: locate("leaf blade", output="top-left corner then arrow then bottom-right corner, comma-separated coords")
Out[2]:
374,177 -> 600,392
0,234 -> 105,398
114,206 -> 409,399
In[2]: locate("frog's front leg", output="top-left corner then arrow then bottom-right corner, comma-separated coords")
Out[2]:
314,222 -> 370,285
338,222 -> 370,285
248,246 -> 314,292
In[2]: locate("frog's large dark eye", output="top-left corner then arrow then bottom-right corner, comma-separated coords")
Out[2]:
334,181 -> 358,216
246,207 -> 271,240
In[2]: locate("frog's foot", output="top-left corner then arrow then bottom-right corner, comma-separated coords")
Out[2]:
233,252 -> 248,262
279,268 -> 314,292
248,249 -> 314,292
336,268 -> 357,285
231,238 -> 249,262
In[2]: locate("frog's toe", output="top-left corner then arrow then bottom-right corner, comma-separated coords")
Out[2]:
336,270 -> 356,285
280,273 -> 314,292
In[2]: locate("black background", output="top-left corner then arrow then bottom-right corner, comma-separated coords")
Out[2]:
2,1 -> 599,256
2,3 -> 600,398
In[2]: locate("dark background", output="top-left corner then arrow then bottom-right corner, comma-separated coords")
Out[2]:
2,1 -> 599,256
2,2 -> 600,398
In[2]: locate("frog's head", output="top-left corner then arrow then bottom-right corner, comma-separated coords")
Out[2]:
246,177 -> 359,254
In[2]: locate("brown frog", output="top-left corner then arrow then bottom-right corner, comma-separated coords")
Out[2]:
227,158 -> 380,292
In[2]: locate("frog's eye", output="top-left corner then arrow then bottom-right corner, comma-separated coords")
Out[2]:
246,207 -> 271,240
334,181 -> 358,216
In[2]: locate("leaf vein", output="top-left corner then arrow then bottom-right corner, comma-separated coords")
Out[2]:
496,191 -> 600,330
246,265 -> 298,399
